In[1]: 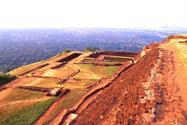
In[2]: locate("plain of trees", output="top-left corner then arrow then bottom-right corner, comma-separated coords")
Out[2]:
0,29 -> 165,72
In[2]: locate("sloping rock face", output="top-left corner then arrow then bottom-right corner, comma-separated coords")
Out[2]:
72,44 -> 166,125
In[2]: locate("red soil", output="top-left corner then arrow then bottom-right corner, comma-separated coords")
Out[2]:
71,47 -> 161,125
70,41 -> 187,125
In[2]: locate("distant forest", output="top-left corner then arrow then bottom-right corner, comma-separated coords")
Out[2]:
0,28 -> 171,72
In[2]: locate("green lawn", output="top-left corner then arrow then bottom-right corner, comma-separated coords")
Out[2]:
59,89 -> 85,108
103,66 -> 119,75
0,97 -> 56,125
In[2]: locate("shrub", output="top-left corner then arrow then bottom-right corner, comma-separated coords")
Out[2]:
0,73 -> 16,86
60,49 -> 72,54
84,47 -> 101,52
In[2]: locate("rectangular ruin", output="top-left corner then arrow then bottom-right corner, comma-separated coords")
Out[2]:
57,53 -> 82,62
88,51 -> 138,58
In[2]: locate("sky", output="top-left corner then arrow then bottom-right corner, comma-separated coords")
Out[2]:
0,0 -> 186,29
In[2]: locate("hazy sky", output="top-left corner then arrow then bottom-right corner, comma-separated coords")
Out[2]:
0,0 -> 186,29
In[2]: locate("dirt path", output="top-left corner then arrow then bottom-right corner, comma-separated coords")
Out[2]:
160,38 -> 187,124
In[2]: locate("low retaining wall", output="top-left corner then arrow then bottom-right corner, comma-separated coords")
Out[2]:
18,63 -> 49,76
102,56 -> 134,62
16,86 -> 52,92
88,51 -> 138,58
29,75 -> 64,81
49,109 -> 69,125
76,61 -> 123,66
51,62 -> 67,69
58,70 -> 80,84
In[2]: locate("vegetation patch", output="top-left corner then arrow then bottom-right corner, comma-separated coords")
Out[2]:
0,73 -> 16,86
103,66 -> 119,76
58,89 -> 85,109
0,97 -> 56,125
176,42 -> 187,75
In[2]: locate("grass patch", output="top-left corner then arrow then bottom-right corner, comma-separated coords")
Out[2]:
176,42 -> 187,75
103,66 -> 119,75
58,89 -> 85,109
74,64 -> 119,79
0,97 -> 56,125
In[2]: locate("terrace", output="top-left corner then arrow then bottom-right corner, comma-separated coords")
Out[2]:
0,51 -> 137,125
